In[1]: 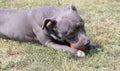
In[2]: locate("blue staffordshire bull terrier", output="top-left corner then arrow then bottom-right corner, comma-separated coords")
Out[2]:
0,5 -> 91,57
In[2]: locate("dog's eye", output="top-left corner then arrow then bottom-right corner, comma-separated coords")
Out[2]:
67,32 -> 75,39
76,24 -> 84,31
76,26 -> 80,30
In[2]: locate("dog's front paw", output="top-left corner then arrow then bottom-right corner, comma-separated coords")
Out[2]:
76,50 -> 85,57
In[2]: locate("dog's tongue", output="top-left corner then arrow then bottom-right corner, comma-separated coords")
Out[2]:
70,44 -> 85,51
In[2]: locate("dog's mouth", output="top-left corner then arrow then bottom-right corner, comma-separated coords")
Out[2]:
70,44 -> 86,51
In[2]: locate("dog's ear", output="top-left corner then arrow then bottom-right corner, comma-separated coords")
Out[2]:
42,19 -> 57,30
67,4 -> 77,11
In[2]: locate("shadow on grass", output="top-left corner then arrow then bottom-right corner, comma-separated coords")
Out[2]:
86,43 -> 102,55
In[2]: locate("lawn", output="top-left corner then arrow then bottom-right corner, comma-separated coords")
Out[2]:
0,0 -> 120,71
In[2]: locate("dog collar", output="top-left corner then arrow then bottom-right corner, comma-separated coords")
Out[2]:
50,34 -> 64,42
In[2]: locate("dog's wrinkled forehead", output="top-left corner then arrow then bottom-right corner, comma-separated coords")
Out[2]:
56,9 -> 84,33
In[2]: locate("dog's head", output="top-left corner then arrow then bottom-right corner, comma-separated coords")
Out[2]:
42,5 -> 90,50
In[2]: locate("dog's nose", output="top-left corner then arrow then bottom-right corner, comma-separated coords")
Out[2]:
84,39 -> 90,46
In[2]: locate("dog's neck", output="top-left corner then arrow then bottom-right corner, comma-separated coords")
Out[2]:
45,28 -> 70,46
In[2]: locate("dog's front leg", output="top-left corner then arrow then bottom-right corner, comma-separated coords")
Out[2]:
45,41 -> 85,57
45,41 -> 77,53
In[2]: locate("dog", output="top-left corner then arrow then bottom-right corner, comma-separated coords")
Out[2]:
0,5 -> 91,57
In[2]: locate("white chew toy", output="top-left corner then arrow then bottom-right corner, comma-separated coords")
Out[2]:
77,50 -> 85,57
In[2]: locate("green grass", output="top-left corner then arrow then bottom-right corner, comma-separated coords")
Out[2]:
0,0 -> 120,71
